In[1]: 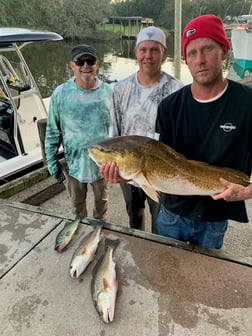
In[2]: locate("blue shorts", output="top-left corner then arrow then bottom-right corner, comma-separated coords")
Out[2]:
156,204 -> 228,249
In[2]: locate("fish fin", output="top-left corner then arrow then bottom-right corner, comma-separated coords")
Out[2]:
141,184 -> 160,203
80,246 -> 87,254
108,305 -> 115,322
65,229 -> 72,237
114,279 -> 118,291
66,217 -> 81,230
188,160 -> 250,186
75,214 -> 84,220
134,173 -> 160,202
103,277 -> 110,289
81,217 -> 106,228
108,281 -> 118,322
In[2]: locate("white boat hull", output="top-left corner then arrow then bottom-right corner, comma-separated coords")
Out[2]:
0,148 -> 43,181
231,23 -> 252,70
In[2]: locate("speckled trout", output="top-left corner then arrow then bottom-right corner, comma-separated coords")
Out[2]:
54,218 -> 81,252
88,135 -> 250,202
70,225 -> 103,278
91,238 -> 119,323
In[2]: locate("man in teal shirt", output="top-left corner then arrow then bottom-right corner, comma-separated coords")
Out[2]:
45,44 -> 114,219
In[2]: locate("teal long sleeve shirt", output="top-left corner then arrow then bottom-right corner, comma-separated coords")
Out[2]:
45,77 -> 113,183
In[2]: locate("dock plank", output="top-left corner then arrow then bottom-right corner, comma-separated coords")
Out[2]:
0,202 -> 62,278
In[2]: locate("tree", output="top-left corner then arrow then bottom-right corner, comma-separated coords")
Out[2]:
0,0 -> 113,39
1,0 -> 251,39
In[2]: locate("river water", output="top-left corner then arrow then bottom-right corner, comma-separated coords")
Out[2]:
21,38 -> 237,98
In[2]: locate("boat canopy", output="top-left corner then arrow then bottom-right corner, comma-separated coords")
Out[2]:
0,27 -> 63,50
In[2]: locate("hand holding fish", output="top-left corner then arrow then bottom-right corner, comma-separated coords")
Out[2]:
100,161 -> 129,183
212,178 -> 252,202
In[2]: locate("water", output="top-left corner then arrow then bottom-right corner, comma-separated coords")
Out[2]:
21,37 -> 244,97
21,38 -> 194,98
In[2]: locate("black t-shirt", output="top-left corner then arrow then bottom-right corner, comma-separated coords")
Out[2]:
156,80 -> 252,222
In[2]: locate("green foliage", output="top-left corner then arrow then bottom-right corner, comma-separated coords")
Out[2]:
111,0 -> 252,30
0,0 -> 251,38
0,0 -> 113,39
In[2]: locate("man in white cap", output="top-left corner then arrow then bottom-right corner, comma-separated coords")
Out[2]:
100,26 -> 183,232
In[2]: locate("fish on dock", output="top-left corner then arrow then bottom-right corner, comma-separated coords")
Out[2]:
54,217 -> 81,252
70,225 -> 103,278
88,135 -> 250,202
91,238 -> 120,323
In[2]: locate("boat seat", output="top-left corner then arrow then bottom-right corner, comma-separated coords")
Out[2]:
0,99 -> 24,158
0,100 -> 12,129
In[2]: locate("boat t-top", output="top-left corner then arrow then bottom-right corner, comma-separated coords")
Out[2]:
0,27 -> 63,183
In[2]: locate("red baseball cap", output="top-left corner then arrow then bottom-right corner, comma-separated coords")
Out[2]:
182,14 -> 230,61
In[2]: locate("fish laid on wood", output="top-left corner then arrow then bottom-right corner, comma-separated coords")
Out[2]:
70,225 -> 103,278
91,238 -> 119,323
88,135 -> 250,202
55,218 -> 81,252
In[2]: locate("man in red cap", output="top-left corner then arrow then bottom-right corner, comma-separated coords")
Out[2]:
154,14 -> 252,248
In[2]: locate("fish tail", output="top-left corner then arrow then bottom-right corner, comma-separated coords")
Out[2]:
105,238 -> 120,250
75,214 -> 83,220
83,217 -> 105,228
71,216 -> 82,227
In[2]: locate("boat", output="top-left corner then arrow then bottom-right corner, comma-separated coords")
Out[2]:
231,15 -> 252,73
0,27 -> 63,184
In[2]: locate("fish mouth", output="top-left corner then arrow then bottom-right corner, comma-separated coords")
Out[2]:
70,269 -> 78,278
70,263 -> 81,278
88,146 -> 115,166
54,241 -> 65,252
88,149 -> 102,166
54,244 -> 61,252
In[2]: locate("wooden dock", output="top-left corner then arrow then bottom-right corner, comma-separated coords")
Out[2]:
110,16 -> 154,41
121,33 -> 136,40
0,198 -> 251,335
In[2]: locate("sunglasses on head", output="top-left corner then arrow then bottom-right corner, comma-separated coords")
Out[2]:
74,58 -> 96,66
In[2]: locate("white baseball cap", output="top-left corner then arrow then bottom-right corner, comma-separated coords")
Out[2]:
136,26 -> 166,47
